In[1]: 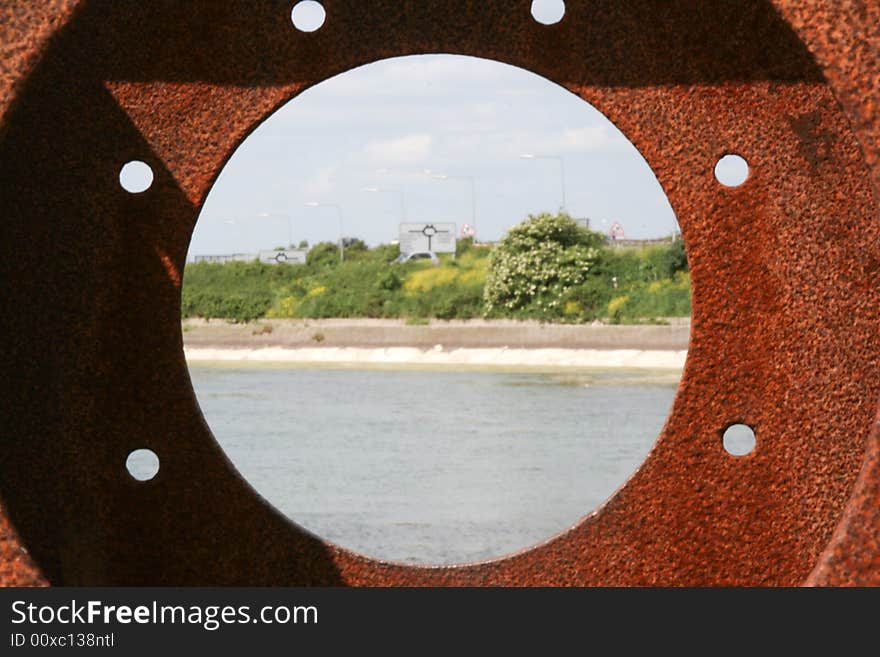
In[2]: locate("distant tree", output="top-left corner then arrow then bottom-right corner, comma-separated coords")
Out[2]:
342,237 -> 368,251
298,239 -> 309,249
483,212 -> 602,317
306,241 -> 341,268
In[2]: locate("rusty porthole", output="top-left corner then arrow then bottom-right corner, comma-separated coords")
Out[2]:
1,1 -> 879,586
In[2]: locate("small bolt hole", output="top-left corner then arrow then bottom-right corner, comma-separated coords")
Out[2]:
291,1 -> 326,32
126,448 -> 160,481
531,0 -> 565,25
119,161 -> 154,193
723,424 -> 756,456
715,154 -> 749,187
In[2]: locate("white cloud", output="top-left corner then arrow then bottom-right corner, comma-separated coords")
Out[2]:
365,134 -> 433,165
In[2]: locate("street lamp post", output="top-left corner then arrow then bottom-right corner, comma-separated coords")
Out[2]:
520,153 -> 566,212
305,202 -> 345,262
362,187 -> 406,222
257,212 -> 294,248
431,174 -> 477,238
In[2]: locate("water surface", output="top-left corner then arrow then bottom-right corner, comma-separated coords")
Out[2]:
190,365 -> 678,565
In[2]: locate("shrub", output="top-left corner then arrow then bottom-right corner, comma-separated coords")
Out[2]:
181,261 -> 276,322
456,236 -> 474,257
372,242 -> 401,262
306,242 -> 341,268
564,276 -> 615,320
376,268 -> 403,292
181,289 -> 272,323
605,272 -> 691,322
606,294 -> 631,324
483,212 -> 601,318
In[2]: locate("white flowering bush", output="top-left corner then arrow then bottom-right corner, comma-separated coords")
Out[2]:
483,212 -> 602,318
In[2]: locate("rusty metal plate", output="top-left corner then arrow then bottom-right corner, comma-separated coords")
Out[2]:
1,0 -> 879,586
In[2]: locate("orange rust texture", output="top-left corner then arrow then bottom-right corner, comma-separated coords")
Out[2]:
0,0 -> 81,122
0,1 -> 878,586
771,0 -> 880,587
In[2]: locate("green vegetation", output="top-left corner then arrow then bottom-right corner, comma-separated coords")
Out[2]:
483,212 -> 603,319
182,213 -> 689,324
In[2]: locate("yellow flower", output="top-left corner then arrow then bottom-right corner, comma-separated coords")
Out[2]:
607,295 -> 630,315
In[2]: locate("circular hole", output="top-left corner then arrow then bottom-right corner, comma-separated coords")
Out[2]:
723,424 -> 756,456
126,448 -> 160,481
119,160 -> 154,193
714,154 -> 749,187
291,1 -> 326,32
531,0 -> 566,25
186,54 -> 686,565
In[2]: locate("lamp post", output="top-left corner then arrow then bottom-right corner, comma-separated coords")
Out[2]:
431,174 -> 477,238
362,187 -> 406,222
520,153 -> 566,212
305,202 -> 344,262
256,212 -> 294,248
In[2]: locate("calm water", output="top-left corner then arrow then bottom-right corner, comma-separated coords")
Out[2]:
189,366 -> 678,565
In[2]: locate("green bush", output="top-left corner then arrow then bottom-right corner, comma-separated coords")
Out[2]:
306,242 -> 341,268
181,261 -> 279,322
483,212 -> 602,318
456,236 -> 474,257
371,242 -> 401,263
181,289 -> 272,323
564,277 -> 616,320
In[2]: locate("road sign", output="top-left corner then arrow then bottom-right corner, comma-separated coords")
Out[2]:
194,253 -> 255,264
399,222 -> 456,254
609,221 -> 625,241
258,249 -> 307,265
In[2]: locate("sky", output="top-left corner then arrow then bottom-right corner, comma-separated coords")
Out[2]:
187,53 -> 680,258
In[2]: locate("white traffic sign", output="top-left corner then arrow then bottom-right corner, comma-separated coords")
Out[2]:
258,249 -> 307,265
399,223 -> 456,254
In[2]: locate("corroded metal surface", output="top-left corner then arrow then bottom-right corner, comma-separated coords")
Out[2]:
0,1 -> 878,586
772,0 -> 880,587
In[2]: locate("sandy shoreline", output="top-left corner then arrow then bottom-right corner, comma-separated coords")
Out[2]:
184,346 -> 686,370
183,319 -> 689,370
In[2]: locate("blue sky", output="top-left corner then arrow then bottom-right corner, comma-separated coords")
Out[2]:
188,54 -> 679,257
